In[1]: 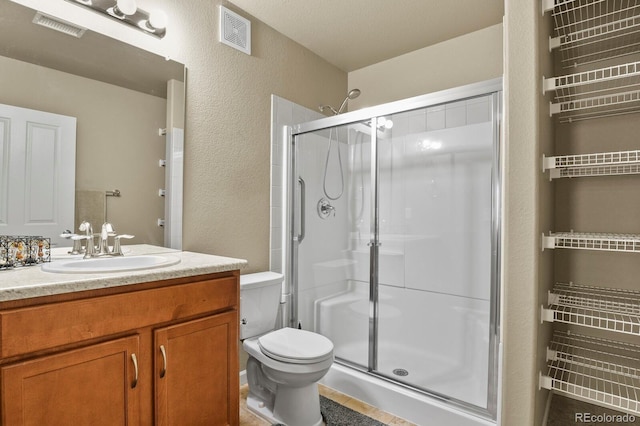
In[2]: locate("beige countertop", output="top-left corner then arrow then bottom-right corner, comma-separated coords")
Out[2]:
0,244 -> 248,302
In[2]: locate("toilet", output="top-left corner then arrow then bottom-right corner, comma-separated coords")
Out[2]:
240,272 -> 334,426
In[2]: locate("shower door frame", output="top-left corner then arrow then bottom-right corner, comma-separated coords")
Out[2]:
285,77 -> 503,420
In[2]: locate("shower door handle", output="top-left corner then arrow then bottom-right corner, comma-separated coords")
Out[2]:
298,177 -> 306,243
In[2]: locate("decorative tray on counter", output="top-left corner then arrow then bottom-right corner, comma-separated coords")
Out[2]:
0,235 -> 51,270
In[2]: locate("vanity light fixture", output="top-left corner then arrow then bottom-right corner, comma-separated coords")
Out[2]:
66,0 -> 167,38
107,0 -> 137,19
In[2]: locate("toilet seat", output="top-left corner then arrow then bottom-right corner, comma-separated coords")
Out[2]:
258,328 -> 333,364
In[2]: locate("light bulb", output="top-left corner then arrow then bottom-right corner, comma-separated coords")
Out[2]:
149,10 -> 168,30
116,0 -> 137,16
377,117 -> 393,130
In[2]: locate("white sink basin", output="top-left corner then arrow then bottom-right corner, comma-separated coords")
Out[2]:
41,254 -> 181,274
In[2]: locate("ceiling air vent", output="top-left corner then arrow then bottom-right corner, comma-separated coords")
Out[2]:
32,12 -> 86,38
219,6 -> 251,55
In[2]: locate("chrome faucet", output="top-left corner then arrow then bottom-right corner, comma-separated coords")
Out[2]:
67,221 -> 134,258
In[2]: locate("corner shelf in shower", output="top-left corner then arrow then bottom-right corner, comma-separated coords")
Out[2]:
541,282 -> 640,336
542,231 -> 640,252
542,149 -> 640,179
543,0 -> 640,69
539,331 -> 640,416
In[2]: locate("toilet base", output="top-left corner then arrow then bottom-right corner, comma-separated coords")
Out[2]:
246,382 -> 323,426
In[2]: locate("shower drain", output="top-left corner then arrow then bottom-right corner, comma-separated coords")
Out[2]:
392,368 -> 409,377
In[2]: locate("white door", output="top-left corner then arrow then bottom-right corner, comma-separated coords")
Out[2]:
0,103 -> 76,247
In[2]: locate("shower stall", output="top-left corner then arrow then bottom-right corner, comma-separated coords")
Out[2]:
284,78 -> 502,424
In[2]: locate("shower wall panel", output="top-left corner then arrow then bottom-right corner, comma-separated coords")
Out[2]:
270,95 -> 323,274
295,128 -> 355,332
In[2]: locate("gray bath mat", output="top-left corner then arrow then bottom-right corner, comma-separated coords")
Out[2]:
320,395 -> 386,426
270,395 -> 386,426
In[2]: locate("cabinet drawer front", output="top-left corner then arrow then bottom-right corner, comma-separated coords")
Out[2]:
0,276 -> 238,358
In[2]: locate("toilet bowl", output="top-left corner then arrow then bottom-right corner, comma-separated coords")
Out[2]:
240,272 -> 334,426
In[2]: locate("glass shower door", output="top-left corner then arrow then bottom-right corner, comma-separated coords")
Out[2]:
373,95 -> 498,410
291,121 -> 373,369
289,83 -> 501,418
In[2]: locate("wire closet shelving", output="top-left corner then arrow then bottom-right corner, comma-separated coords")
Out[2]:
543,0 -> 640,122
542,231 -> 640,252
542,0 -> 640,415
542,282 -> 640,335
543,149 -> 640,178
540,331 -> 640,416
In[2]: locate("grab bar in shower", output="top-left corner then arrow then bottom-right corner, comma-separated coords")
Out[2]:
298,177 -> 305,243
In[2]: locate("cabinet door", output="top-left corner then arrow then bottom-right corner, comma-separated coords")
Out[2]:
155,311 -> 239,426
1,335 -> 140,426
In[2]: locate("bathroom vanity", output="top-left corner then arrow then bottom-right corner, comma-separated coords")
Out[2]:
0,245 -> 246,425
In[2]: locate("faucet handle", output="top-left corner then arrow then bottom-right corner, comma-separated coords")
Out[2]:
101,222 -> 115,237
112,235 -> 135,256
317,198 -> 336,219
72,235 -> 95,258
79,221 -> 93,236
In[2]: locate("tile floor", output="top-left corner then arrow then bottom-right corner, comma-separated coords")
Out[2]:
240,383 -> 417,425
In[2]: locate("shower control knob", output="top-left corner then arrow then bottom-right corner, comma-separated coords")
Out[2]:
317,198 -> 336,219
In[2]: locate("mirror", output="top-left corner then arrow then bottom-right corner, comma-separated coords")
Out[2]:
0,0 -> 185,247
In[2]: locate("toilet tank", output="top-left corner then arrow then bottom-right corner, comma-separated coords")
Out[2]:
239,272 -> 284,340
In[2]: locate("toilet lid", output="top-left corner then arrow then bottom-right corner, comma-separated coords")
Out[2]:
258,328 -> 334,364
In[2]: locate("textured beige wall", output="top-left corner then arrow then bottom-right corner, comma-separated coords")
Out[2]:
0,55 -> 166,245
348,24 -> 503,108
503,1 -> 541,425
170,1 -> 347,271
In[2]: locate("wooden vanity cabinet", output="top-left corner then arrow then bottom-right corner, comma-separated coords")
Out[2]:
0,271 -> 240,426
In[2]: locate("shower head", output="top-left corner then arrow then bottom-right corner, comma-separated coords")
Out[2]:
338,88 -> 361,114
319,89 -> 362,115
347,89 -> 361,99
